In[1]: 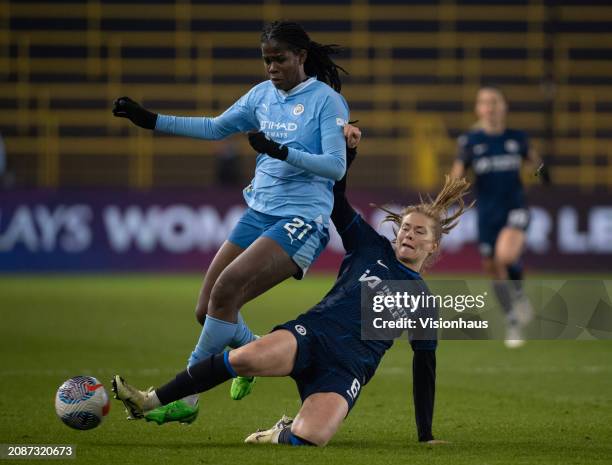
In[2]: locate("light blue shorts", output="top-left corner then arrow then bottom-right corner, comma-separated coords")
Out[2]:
228,208 -> 329,279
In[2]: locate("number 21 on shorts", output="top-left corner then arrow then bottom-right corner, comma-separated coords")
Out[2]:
284,217 -> 312,244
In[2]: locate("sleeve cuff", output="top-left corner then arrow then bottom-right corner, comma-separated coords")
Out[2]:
155,114 -> 169,132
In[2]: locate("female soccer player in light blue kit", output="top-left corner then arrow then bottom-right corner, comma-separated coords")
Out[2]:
112,21 -> 350,423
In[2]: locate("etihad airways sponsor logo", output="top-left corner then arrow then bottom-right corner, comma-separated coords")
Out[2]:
260,120 -> 298,131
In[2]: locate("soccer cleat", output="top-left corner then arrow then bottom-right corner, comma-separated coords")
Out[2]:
144,399 -> 199,425
504,325 -> 526,349
111,375 -> 147,420
230,376 -> 256,400
244,415 -> 293,444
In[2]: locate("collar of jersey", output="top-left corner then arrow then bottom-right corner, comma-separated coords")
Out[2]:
395,260 -> 421,279
276,76 -> 317,98
476,127 -> 507,138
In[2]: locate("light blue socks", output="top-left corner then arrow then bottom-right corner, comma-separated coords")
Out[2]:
230,313 -> 258,348
188,312 -> 256,368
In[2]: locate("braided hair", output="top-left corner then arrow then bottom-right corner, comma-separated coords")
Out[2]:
261,21 -> 347,92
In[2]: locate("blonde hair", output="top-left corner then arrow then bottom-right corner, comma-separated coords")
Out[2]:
378,175 -> 474,269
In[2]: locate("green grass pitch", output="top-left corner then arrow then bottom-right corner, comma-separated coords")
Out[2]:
0,274 -> 611,464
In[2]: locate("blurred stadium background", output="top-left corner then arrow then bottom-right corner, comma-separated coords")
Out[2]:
1,2 -> 611,463
1,0 -> 611,272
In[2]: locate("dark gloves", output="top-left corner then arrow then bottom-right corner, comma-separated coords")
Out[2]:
247,131 -> 288,160
112,96 -> 158,130
535,163 -> 551,185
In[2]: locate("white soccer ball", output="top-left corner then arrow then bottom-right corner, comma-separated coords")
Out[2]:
55,376 -> 110,430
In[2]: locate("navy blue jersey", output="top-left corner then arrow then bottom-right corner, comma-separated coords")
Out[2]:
294,213 -> 429,378
278,158 -> 438,439
457,128 -> 529,220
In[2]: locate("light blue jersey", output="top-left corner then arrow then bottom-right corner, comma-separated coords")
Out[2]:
155,77 -> 349,223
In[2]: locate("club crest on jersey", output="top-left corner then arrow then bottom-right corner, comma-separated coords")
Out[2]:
473,144 -> 487,155
505,139 -> 519,153
293,104 -> 304,116
295,325 -> 307,336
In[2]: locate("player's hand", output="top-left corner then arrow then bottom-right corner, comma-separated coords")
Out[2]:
112,96 -> 158,130
344,123 -> 360,169
344,123 -> 361,149
247,131 -> 288,161
535,163 -> 551,185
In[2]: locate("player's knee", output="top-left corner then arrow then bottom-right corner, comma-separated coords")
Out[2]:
493,251 -> 515,271
496,250 -> 517,266
194,297 -> 209,325
208,276 -> 242,318
194,306 -> 206,326
495,238 -> 522,266
227,347 -> 257,376
194,288 -> 211,325
494,245 -> 509,262
290,424 -> 328,447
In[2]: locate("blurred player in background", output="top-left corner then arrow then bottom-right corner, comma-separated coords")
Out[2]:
451,86 -> 550,347
113,142 -> 471,445
112,21 -> 351,423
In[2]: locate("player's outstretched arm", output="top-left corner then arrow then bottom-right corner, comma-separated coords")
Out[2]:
113,93 -> 257,140
331,124 -> 361,251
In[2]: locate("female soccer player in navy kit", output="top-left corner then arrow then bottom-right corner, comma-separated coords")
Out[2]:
112,152 -> 471,446
112,21 -> 352,422
451,86 -> 549,347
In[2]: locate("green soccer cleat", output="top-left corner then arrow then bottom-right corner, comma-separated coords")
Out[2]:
230,376 -> 256,400
144,399 -> 199,425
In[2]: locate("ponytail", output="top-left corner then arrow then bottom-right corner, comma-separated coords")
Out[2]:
377,175 -> 474,270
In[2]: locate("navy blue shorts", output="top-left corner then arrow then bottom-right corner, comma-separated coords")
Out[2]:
227,208 -> 329,279
478,208 -> 530,257
273,317 -> 373,413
